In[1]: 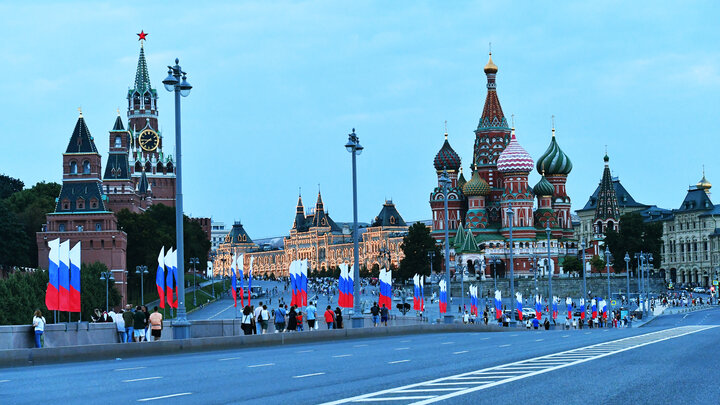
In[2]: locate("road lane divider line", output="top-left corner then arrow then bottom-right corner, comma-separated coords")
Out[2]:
353,344 -> 368,347
293,372 -> 326,378
248,363 -> 275,368
333,354 -> 352,358
296,349 -> 314,353
218,357 -> 243,361
138,392 -> 192,402
440,342 -> 455,345
394,347 -> 410,350
320,325 -> 718,405
498,344 -> 511,348
115,366 -> 147,371
123,376 -> 162,383
0,380 -> 9,383
388,360 -> 410,364
453,351 -> 469,355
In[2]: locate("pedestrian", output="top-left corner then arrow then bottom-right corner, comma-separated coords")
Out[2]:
149,306 -> 163,341
334,307 -> 343,329
463,311 -> 469,324
564,318 -> 570,330
142,305 -> 150,341
324,305 -> 335,329
254,302 -> 264,334
32,309 -> 46,348
241,306 -> 253,335
572,318 -> 577,329
371,302 -> 380,327
287,306 -> 298,331
274,305 -> 287,333
122,304 -> 134,343
296,311 -> 304,331
133,305 -> 146,342
260,304 -> 270,334
306,301 -> 317,330
380,304 -> 389,326
114,309 -> 126,343
543,318 -> 550,330
532,317 -> 539,329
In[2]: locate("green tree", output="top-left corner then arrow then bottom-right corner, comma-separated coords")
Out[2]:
0,201 -> 31,267
0,174 -> 24,200
562,256 -> 582,275
589,255 -> 606,272
604,212 -> 663,272
398,223 -> 442,281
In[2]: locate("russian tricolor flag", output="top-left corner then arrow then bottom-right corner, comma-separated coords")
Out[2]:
579,298 -> 586,320
591,298 -> 597,319
156,247 -> 165,309
231,253 -> 238,307
470,285 -> 478,316
45,238 -> 60,311
289,260 -> 297,306
412,274 -> 420,311
419,276 -> 424,311
379,268 -> 392,309
300,260 -> 308,306
552,296 -> 558,320
566,297 -> 572,319
69,242 -> 81,313
58,240 -> 70,312
346,263 -> 354,308
248,257 -> 254,307
238,254 -> 244,308
601,299 -> 607,319
535,295 -> 542,320
516,292 -> 523,321
494,290 -> 502,319
438,279 -> 447,313
165,247 -> 177,309
338,263 -> 346,308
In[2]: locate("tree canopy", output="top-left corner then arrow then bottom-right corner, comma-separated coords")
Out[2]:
398,222 -> 442,281
604,212 -> 663,272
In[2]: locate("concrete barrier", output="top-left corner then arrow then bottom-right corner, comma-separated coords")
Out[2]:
0,323 -> 507,368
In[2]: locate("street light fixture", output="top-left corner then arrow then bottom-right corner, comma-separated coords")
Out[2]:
624,252 -> 631,304
189,257 -> 200,307
604,246 -> 612,306
545,226 -> 553,318
99,271 -> 115,313
439,168 -> 453,324
507,204 -> 516,323
163,58 -> 192,339
489,255 -> 500,294
580,238 -> 588,300
135,265 -> 149,306
345,128 -> 363,328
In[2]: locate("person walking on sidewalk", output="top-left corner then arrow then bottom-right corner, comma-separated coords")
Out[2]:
371,303 -> 380,327
380,304 -> 389,326
122,304 -> 134,343
274,305 -> 287,333
32,310 -> 46,348
241,306 -> 253,335
149,306 -> 163,341
133,306 -> 146,342
114,309 -> 126,342
324,306 -> 335,329
260,304 -> 270,334
306,301 -> 317,330
254,302 -> 264,334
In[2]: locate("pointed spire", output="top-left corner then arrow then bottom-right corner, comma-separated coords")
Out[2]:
134,41 -> 152,94
594,153 -> 620,222
112,111 -> 125,131
66,113 -> 99,154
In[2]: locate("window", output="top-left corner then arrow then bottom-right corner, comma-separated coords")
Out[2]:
90,199 -> 98,209
77,225 -> 83,232
114,135 -> 122,148
59,223 -> 66,232
62,199 -> 70,210
76,199 -> 85,209
95,223 -> 102,231
70,161 -> 78,174
82,160 -> 90,174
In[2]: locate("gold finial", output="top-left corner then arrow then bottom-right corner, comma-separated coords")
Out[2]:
117,108 -> 121,116
78,107 -> 83,117
444,120 -> 448,139
551,115 -> 556,137
542,162 -> 546,176
484,43 -> 498,74
511,114 -> 515,130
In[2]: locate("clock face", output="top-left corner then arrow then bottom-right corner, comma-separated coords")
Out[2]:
139,129 -> 159,152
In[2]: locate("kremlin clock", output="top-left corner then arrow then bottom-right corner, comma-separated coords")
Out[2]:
139,129 -> 159,152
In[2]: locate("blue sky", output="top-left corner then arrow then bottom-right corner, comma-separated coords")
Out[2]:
1,1 -> 719,238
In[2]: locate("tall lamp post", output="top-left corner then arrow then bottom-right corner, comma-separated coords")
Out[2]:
507,204 -> 516,323
345,129 -> 364,328
162,58 -> 192,339
604,246 -> 612,305
545,226 -> 553,315
624,252 -> 631,304
490,255 -> 500,293
439,168 -> 453,324
189,258 -> 199,307
529,253 -> 539,298
135,265 -> 148,306
209,252 -> 216,299
458,263 -> 466,313
580,238 -> 588,301
99,271 -> 115,313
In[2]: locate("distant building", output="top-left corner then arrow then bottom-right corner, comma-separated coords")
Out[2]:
210,221 -> 227,252
213,193 -> 409,277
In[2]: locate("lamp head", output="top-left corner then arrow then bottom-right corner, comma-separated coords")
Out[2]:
624,252 -> 630,262
179,75 -> 192,97
163,68 -> 179,92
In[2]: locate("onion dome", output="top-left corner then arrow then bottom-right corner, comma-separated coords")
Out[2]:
484,52 -> 498,74
457,168 -> 467,189
536,129 -> 572,175
533,175 -> 554,196
497,131 -> 534,173
463,171 -> 491,196
433,133 -> 461,171
697,173 -> 712,190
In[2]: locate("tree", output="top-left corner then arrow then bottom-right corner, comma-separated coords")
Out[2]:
590,255 -> 606,272
604,212 -> 663,273
398,222 -> 442,281
0,174 -> 23,200
562,256 -> 582,275
0,201 -> 31,267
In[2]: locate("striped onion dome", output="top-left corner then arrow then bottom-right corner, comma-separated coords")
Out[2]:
536,130 -> 572,175
497,132 -> 534,173
533,175 -> 554,196
433,133 -> 461,171
463,171 -> 491,196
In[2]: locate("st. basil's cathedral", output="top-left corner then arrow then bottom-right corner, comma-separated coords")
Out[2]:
430,53 -> 578,279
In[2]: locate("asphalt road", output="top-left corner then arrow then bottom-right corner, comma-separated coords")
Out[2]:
1,308 -> 718,404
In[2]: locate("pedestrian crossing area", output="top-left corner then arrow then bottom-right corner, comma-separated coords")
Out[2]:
322,325 -> 717,404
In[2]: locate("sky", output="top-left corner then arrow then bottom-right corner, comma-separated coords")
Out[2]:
1,1 -> 719,239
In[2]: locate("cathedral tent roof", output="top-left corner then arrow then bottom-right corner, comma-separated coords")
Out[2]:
65,115 -> 99,154
372,200 -> 407,227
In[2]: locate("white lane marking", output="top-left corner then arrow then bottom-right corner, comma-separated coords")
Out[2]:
397,389 -> 459,393
498,344 -> 511,348
218,357 -> 242,361
115,366 -> 147,371
248,363 -> 275,368
322,325 -> 718,405
353,396 -> 435,402
480,337 -> 490,340
388,360 -> 410,364
353,344 -> 368,347
208,303 -> 235,320
562,335 -> 570,338
683,314 -> 690,319
535,339 -> 544,342
293,372 -> 326,378
400,340 -> 411,343
138,392 -> 192,402
395,347 -> 410,350
453,351 -> 469,355
0,380 -> 9,383
124,376 -> 162,383
333,354 -> 352,358
440,342 -> 455,345
296,349 -> 314,353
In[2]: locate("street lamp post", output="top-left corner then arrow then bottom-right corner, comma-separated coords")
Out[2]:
162,58 -> 193,339
624,252 -> 631,305
190,258 -> 199,307
427,251 -> 435,276
490,255 -> 500,293
439,168 -> 453,324
135,265 -> 148,306
529,253 -> 538,297
580,238 -> 588,300
604,246 -> 612,304
99,271 -> 115,313
507,205 -> 516,323
458,263 -> 466,313
345,129 -> 364,328
545,226 -> 553,318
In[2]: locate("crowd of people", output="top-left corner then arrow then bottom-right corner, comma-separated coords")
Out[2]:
89,304 -> 164,342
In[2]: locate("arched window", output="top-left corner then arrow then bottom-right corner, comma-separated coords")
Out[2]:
70,161 -> 78,174
82,160 -> 90,174
166,162 -> 174,173
114,135 -> 122,148
135,161 -> 142,172
145,161 -> 152,173
157,162 -> 164,174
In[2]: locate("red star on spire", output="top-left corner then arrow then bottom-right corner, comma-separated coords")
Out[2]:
137,30 -> 148,41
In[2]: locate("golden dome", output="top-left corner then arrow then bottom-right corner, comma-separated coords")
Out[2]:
697,175 -> 712,190
484,52 -> 498,74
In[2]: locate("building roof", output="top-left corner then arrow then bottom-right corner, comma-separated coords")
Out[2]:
594,156 -> 621,221
292,194 -> 307,231
103,153 -> 130,180
372,200 -> 407,227
112,115 -> 125,131
477,53 -> 508,130
497,132 -> 534,173
65,115 -> 99,154
132,44 -> 154,95
536,129 -> 572,175
137,170 -> 149,195
433,134 -> 461,171
55,182 -> 108,213
579,178 -> 648,212
676,188 -> 713,213
225,221 -> 254,245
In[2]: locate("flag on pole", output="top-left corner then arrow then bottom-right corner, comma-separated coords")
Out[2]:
379,268 -> 392,309
470,285 -> 478,316
412,274 -> 419,310
248,257 -> 254,307
552,296 -> 558,320
45,238 -> 60,311
231,254 -> 238,307
300,260 -> 308,306
290,260 -> 297,307
420,276 -> 424,311
601,299 -> 607,319
58,240 -> 70,312
338,263 -> 346,308
238,254 -> 244,308
346,263 -> 354,308
591,298 -> 597,319
156,247 -> 165,309
566,297 -> 572,319
439,279 -> 447,313
516,292 -> 523,321
579,297 -> 586,320
69,242 -> 81,313
535,295 -> 542,320
494,290 -> 502,320
165,248 -> 176,309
